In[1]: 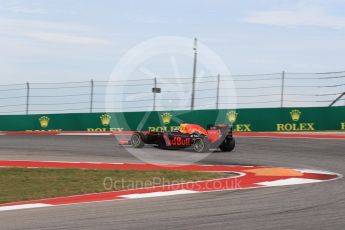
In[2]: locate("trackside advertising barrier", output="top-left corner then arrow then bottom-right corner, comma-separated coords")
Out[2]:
0,106 -> 344,132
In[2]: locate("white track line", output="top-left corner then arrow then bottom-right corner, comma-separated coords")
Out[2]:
119,190 -> 199,199
297,169 -> 338,175
0,203 -> 53,212
256,178 -> 322,187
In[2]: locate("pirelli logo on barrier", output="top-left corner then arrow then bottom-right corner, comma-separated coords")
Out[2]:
226,111 -> 251,132
277,109 -> 315,131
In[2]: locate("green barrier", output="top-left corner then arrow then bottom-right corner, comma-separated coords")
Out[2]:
0,106 -> 344,132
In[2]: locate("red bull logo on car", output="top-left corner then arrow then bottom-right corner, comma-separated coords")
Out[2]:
170,136 -> 191,146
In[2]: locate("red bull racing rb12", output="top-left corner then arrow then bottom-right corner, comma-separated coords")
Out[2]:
130,124 -> 235,153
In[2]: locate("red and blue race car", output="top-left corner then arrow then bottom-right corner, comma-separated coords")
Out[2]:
130,124 -> 235,153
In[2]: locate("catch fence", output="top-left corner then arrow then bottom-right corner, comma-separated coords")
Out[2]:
1,71 -> 345,115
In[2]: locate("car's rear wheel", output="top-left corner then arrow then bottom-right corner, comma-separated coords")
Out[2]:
219,137 -> 235,152
193,138 -> 210,153
131,133 -> 145,148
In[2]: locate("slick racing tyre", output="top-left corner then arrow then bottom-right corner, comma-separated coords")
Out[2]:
219,137 -> 235,152
130,133 -> 145,148
193,138 -> 210,153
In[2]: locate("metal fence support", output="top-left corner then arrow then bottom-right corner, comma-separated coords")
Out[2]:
280,71 -> 285,108
90,79 -> 94,113
191,38 -> 198,110
329,92 -> 345,107
26,82 -> 30,115
216,74 -> 220,109
153,77 -> 157,111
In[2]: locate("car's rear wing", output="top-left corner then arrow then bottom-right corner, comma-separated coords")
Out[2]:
207,124 -> 233,137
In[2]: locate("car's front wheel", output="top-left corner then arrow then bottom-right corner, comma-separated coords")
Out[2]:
130,133 -> 145,148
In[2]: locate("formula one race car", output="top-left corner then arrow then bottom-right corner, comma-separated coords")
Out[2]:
130,124 -> 235,153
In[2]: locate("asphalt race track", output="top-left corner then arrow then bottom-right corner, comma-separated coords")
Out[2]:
0,135 -> 344,230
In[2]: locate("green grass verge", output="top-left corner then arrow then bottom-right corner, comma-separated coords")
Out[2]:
0,167 -> 227,204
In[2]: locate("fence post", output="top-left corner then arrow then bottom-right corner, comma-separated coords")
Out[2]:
191,38 -> 198,110
90,79 -> 94,113
280,71 -> 285,108
216,74 -> 220,109
26,82 -> 30,115
329,92 -> 345,107
153,77 -> 157,111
